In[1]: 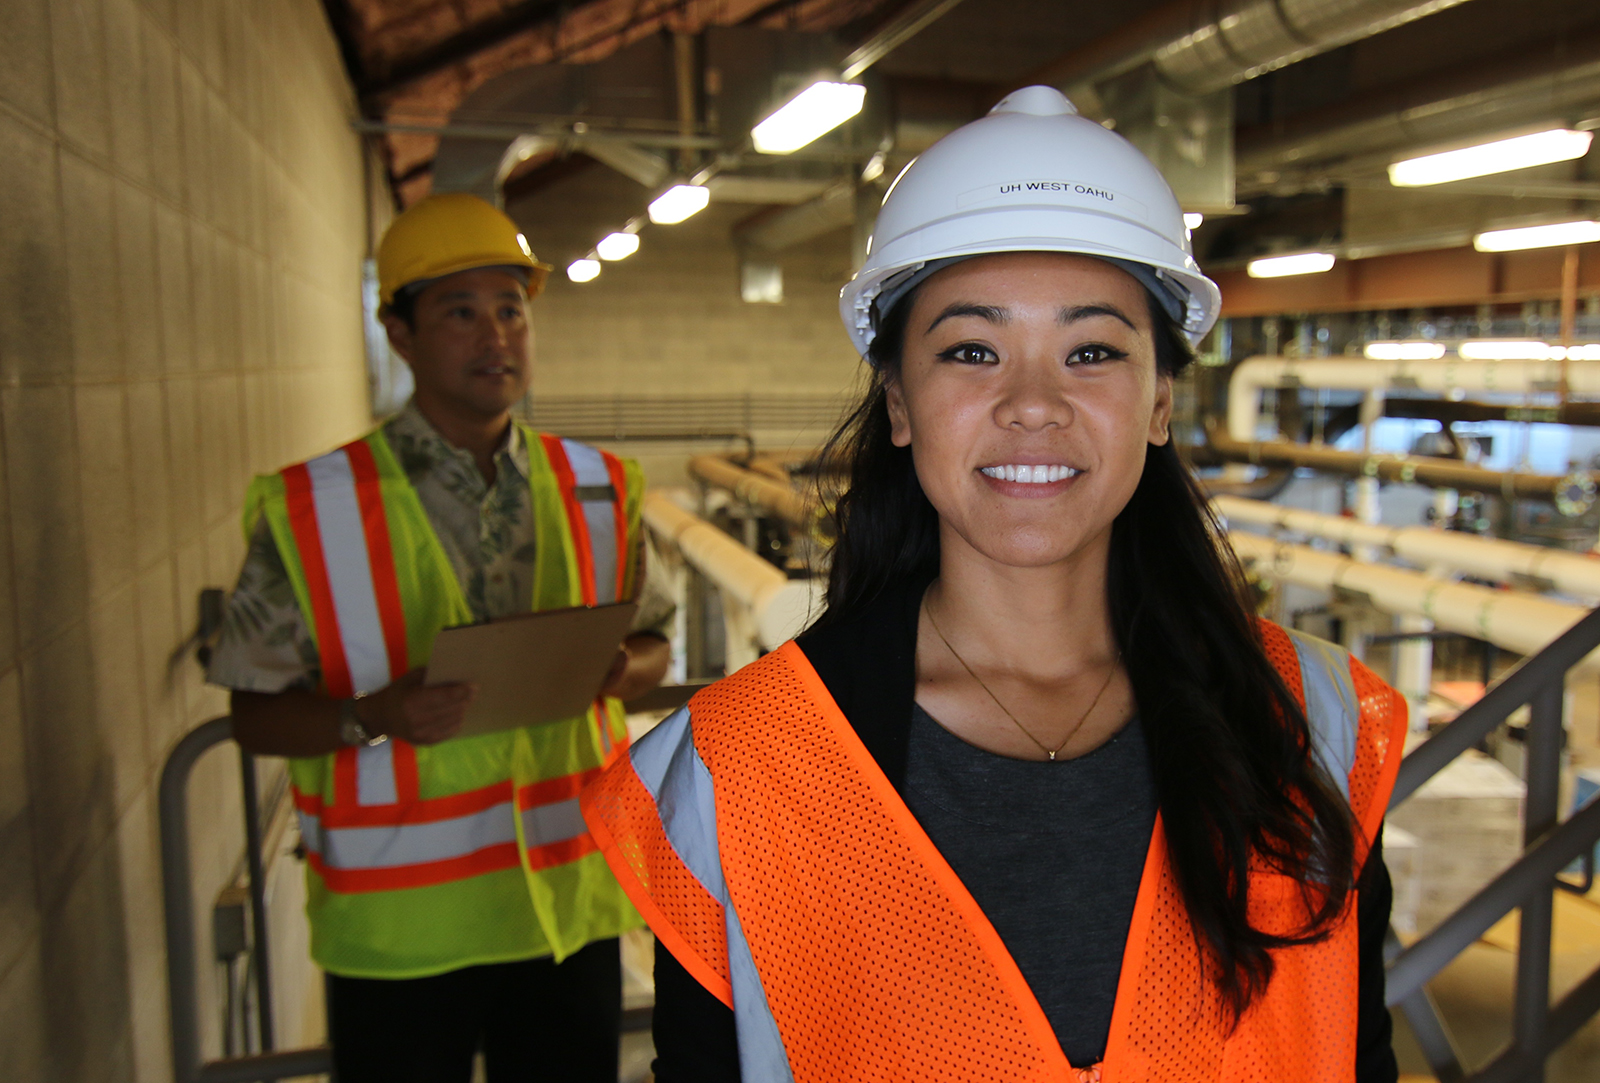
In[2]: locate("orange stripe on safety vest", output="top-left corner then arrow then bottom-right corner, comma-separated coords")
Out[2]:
540,434 -> 597,606
601,449 -> 631,600
308,842 -> 521,893
525,833 -> 599,872
517,766 -> 604,808
581,755 -> 734,1006
282,462 -> 354,699
299,779 -> 513,827
344,439 -> 410,680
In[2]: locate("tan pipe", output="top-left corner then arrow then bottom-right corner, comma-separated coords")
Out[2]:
642,493 -> 820,649
1206,424 -> 1599,509
688,454 -> 818,531
1215,496 -> 1600,600
1227,532 -> 1597,667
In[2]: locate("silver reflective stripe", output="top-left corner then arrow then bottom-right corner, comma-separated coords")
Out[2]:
629,708 -> 795,1082
520,795 -> 588,848
297,809 -> 323,855
562,439 -> 620,604
1285,628 -> 1358,802
356,740 -> 398,806
304,448 -> 392,694
319,801 -> 517,869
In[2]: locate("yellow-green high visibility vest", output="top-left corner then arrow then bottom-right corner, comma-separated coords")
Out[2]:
243,424 -> 646,978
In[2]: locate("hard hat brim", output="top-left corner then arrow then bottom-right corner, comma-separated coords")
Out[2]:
380,256 -> 553,306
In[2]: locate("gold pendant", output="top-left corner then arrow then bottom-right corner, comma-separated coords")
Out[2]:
1048,751 -> 1057,761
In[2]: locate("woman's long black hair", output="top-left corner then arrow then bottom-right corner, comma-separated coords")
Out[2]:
814,283 -> 1358,1021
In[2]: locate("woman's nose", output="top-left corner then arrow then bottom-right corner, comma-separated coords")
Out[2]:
994,361 -> 1073,431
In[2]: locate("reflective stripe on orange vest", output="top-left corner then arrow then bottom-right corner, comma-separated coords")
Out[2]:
581,625 -> 1408,1082
285,434 -> 627,892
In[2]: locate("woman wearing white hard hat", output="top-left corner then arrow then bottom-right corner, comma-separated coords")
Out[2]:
582,87 -> 1404,1082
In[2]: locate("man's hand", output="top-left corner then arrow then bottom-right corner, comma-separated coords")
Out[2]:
359,669 -> 476,746
600,633 -> 673,704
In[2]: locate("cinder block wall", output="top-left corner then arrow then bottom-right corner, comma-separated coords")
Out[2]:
0,1 -> 374,1080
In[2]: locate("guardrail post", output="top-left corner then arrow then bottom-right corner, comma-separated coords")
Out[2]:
160,717 -> 237,1083
1513,679 -> 1563,1081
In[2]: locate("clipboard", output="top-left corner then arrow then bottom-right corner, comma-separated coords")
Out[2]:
425,601 -> 639,738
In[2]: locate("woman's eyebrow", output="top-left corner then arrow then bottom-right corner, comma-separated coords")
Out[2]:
1059,303 -> 1137,330
925,302 -> 1008,333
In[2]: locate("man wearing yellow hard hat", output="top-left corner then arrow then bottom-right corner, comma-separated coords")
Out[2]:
207,192 -> 674,1081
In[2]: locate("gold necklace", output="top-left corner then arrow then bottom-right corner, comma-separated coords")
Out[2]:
924,602 -> 1121,762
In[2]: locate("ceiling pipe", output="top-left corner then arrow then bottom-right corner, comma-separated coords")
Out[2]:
642,492 -> 820,649
1216,495 -> 1600,600
1207,423 -> 1600,508
1225,356 -> 1600,443
1026,0 -> 1477,100
1228,531 -> 1597,667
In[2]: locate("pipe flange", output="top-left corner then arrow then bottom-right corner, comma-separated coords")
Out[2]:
1555,471 -> 1597,518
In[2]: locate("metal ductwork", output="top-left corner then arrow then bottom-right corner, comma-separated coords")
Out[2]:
1151,0 -> 1479,96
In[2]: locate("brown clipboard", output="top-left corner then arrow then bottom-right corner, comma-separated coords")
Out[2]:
425,601 -> 639,738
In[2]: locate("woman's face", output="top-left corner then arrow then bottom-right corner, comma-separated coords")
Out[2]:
886,252 -> 1172,571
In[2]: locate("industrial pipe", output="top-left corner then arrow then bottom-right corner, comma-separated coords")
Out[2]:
1225,356 -> 1600,443
1215,495 -> 1600,600
1206,425 -> 1600,511
642,492 -> 820,649
688,454 -> 818,532
1227,532 -> 1596,667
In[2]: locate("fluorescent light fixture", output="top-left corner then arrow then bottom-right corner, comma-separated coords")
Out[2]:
1458,340 -> 1558,360
1246,252 -> 1336,278
1364,341 -> 1446,361
1474,219 -> 1600,251
647,184 -> 711,225
861,149 -> 887,184
1389,129 -> 1592,187
1183,212 -> 1204,230
751,81 -> 867,155
566,258 -> 600,283
596,232 -> 639,261
1566,344 -> 1600,361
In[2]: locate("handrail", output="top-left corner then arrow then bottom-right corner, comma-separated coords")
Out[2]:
158,716 -> 332,1083
1382,606 -> 1600,1080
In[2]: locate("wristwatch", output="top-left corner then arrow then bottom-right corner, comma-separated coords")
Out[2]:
338,694 -> 387,747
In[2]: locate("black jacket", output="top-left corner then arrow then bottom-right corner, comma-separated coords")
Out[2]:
650,578 -> 1398,1082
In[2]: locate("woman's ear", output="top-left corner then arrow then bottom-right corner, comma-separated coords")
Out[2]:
886,377 -> 912,448
1148,370 -> 1173,446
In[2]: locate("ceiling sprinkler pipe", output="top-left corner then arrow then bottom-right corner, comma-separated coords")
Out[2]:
1227,531 -> 1598,668
641,493 -> 820,649
1214,495 -> 1600,600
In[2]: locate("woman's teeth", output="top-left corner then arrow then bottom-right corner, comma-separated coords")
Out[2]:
980,464 -> 1080,483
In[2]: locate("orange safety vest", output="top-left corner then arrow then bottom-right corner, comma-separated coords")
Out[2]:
580,621 -> 1406,1081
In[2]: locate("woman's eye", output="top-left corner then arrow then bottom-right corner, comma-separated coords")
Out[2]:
936,342 -> 998,365
1066,343 -> 1128,366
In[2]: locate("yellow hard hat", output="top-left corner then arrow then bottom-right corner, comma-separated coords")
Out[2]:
377,192 -> 553,307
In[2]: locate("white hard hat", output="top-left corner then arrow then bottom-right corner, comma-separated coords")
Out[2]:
839,85 -> 1222,357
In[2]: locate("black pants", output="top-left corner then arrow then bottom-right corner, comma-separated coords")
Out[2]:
326,939 -> 621,1083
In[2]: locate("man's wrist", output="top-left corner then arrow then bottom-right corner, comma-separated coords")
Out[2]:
338,694 -> 387,746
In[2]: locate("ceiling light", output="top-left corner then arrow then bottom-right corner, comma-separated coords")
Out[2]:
596,232 -> 639,261
1474,219 -> 1600,252
752,81 -> 867,155
1246,252 -> 1336,278
861,149 -> 887,184
1389,129 -> 1593,187
647,184 -> 711,225
1183,213 -> 1204,230
1566,344 -> 1600,361
566,258 -> 600,283
1364,341 -> 1446,361
1457,340 -> 1558,360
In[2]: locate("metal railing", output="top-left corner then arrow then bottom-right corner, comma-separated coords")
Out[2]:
160,685 -> 706,1083
1384,607 -> 1600,1083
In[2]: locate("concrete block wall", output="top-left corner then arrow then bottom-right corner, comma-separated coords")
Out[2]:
0,1 -> 375,1080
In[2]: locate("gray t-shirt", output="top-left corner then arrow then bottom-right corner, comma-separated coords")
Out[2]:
903,704 -> 1157,1068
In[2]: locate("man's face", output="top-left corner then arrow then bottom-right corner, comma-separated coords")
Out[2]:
384,267 -> 532,420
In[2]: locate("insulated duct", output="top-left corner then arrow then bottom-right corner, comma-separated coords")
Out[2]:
1150,0 -> 1478,96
